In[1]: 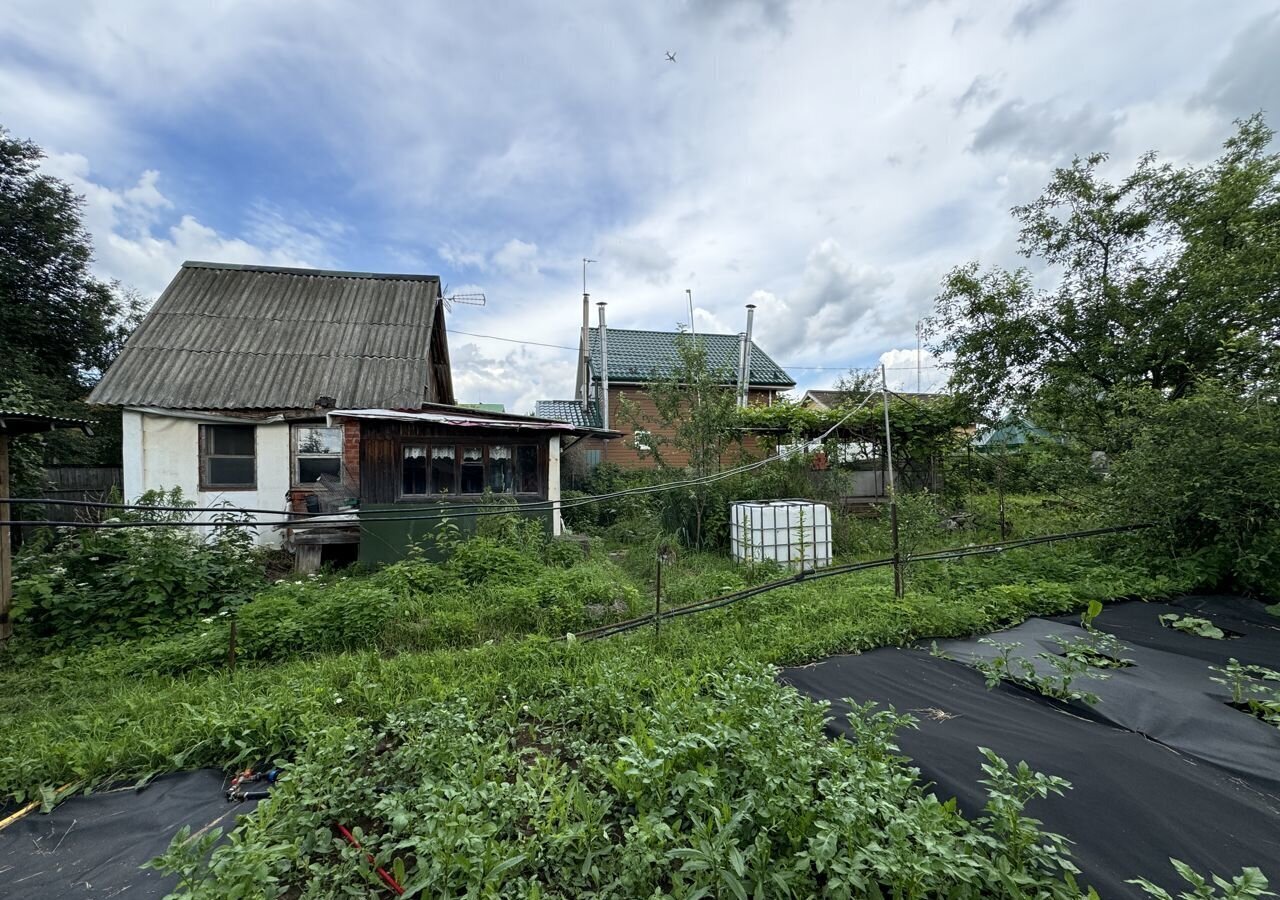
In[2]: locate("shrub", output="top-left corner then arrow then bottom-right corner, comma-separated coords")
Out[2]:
12,489 -> 262,646
1107,383 -> 1280,595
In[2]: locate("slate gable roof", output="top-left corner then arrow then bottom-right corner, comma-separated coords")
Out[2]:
89,262 -> 451,410
534,400 -> 603,429
586,328 -> 793,387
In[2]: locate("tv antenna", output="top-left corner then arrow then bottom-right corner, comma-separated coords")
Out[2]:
441,284 -> 487,311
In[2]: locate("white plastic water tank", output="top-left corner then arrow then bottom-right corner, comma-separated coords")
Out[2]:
730,500 -> 832,570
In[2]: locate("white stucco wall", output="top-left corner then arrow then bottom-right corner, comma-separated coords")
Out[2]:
121,408 -> 293,546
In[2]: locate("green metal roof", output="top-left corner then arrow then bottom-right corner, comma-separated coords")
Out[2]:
459,402 -> 506,413
534,400 -> 602,429
975,417 -> 1054,450
587,328 -> 794,387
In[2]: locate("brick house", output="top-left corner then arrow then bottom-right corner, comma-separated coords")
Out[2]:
537,327 -> 795,474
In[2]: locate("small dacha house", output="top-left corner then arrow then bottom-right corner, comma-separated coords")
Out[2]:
90,262 -> 610,565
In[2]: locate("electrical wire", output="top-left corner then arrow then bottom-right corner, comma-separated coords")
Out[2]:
6,392 -> 881,531
568,523 -> 1151,642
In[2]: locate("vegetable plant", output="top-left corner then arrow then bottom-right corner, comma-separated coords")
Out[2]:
1159,614 -> 1226,640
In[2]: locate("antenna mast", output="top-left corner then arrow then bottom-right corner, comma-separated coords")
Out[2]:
686,288 -> 696,337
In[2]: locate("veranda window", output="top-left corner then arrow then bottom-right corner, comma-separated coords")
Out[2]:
401,442 -> 541,497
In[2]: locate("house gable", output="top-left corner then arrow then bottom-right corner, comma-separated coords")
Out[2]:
90,261 -> 452,410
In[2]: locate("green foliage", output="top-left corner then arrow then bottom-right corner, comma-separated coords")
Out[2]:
0,531 -> 1193,809
1129,859 -> 1272,899
12,489 -> 262,646
148,667 -> 1093,898
974,638 -> 1107,705
0,126 -> 143,474
615,329 -> 743,477
926,115 -> 1280,448
1107,384 -> 1280,595
1209,658 -> 1280,728
1159,613 -> 1226,640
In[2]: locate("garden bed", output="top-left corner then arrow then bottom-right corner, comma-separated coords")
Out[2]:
782,595 -> 1280,899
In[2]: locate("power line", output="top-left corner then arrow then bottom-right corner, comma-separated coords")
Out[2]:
448,329 -> 578,352
6,392 -> 882,532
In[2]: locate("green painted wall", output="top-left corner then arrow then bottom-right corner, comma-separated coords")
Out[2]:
357,501 -> 554,566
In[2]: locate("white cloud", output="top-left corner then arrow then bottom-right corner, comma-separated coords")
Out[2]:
4,0 -> 1277,413
37,153 -> 331,298
491,239 -> 541,277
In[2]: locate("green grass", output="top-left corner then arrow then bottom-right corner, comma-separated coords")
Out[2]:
0,533 -> 1190,806
0,514 -> 1216,897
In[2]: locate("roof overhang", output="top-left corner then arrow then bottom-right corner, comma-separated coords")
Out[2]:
0,411 -> 93,437
327,406 -> 621,438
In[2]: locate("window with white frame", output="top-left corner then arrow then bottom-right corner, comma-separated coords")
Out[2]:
293,425 -> 343,484
632,429 -> 653,452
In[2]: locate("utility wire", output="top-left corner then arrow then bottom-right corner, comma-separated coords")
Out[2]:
569,523 -> 1151,642
7,392 -> 883,530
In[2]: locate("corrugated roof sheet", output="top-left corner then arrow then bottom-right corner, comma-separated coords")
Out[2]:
534,400 -> 602,429
0,410 -> 92,435
89,262 -> 444,409
587,328 -> 794,387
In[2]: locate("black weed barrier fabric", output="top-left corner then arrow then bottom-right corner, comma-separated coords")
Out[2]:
0,770 -> 255,899
781,597 -> 1280,900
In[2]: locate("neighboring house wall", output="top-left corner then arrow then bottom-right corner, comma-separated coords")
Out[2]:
121,409 -> 300,546
604,385 -> 778,470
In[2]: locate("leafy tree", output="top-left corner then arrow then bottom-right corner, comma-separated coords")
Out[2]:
615,332 -> 746,547
926,115 -> 1280,452
0,125 -> 140,480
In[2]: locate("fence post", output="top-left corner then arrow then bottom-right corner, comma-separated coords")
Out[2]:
227,612 -> 238,671
654,551 -> 662,640
880,366 -> 904,599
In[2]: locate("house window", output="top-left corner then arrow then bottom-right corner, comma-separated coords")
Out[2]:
293,425 -> 342,484
200,424 -> 255,490
460,446 -> 484,493
515,445 -> 539,494
401,442 -> 542,498
488,445 -> 513,492
403,446 -> 427,495
430,446 -> 457,494
632,429 -> 653,452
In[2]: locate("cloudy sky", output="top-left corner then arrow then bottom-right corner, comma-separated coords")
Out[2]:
3,0 -> 1277,411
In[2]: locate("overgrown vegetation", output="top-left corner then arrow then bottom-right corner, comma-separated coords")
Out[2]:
13,489 -> 262,646
145,668 -> 1097,898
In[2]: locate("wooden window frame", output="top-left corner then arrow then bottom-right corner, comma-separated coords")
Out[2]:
291,424 -> 343,488
198,423 -> 257,491
399,440 -> 544,500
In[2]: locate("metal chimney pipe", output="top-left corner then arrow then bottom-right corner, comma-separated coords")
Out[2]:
580,291 -> 591,412
597,302 -> 609,429
736,332 -> 748,408
740,304 -> 756,407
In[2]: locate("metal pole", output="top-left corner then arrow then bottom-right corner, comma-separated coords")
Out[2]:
687,289 -> 696,337
916,320 -> 922,394
654,553 -> 662,639
228,612 -> 237,671
880,365 -> 903,599
998,454 -> 1009,540
597,302 -> 610,429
